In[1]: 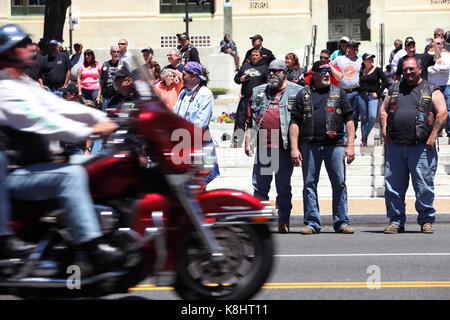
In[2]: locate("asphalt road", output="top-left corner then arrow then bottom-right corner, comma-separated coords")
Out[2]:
111,223 -> 450,301
2,223 -> 450,303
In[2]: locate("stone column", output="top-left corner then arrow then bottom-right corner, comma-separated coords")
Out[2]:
224,0 -> 232,37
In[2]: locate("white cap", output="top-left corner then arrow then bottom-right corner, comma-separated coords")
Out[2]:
339,36 -> 350,42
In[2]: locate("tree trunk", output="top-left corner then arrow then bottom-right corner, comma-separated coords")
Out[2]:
39,0 -> 71,55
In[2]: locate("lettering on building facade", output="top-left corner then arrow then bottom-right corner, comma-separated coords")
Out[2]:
249,0 -> 269,9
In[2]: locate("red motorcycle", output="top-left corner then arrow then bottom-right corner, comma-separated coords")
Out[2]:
0,65 -> 275,300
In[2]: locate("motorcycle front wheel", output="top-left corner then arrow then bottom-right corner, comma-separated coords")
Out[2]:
174,224 -> 273,300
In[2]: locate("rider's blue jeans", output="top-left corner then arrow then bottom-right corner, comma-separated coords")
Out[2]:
6,162 -> 102,244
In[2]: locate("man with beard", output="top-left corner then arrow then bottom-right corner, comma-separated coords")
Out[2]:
245,60 -> 302,233
289,61 -> 355,235
233,49 -> 268,147
380,56 -> 447,234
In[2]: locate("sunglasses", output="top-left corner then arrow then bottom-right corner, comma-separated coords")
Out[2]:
111,50 -> 120,53
118,43 -> 127,45
319,56 -> 329,60
320,69 -> 332,75
402,67 -> 417,72
269,69 -> 284,74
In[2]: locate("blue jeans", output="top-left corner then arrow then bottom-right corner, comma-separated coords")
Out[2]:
6,163 -> 102,244
442,85 -> 450,134
252,147 -> 293,225
384,142 -> 437,227
0,152 -> 12,236
346,90 -> 360,133
358,93 -> 379,139
102,97 -> 112,112
203,139 -> 220,184
300,143 -> 350,232
81,88 -> 99,102
49,88 -> 63,97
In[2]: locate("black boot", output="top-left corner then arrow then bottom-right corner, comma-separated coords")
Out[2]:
80,238 -> 126,272
0,235 -> 35,259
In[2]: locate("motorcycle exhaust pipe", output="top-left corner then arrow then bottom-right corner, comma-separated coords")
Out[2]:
0,271 -> 127,288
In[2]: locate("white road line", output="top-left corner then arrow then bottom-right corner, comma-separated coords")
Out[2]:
275,253 -> 450,257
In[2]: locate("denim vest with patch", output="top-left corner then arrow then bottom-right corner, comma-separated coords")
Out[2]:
250,81 -> 303,149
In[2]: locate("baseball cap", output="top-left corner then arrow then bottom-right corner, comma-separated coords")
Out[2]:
49,39 -> 59,46
312,60 -> 331,72
362,53 -> 375,60
268,59 -> 287,72
405,36 -> 415,46
60,83 -> 78,96
114,64 -> 133,78
347,40 -> 361,47
141,47 -> 154,53
184,62 -> 206,81
177,33 -> 189,41
250,34 -> 263,42
339,36 -> 350,43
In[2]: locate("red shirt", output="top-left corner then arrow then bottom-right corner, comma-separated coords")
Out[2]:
248,87 -> 285,148
303,65 -> 341,86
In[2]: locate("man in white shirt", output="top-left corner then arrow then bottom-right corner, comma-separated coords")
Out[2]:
333,40 -> 363,132
118,38 -> 133,67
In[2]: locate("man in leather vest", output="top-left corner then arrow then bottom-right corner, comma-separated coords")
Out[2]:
0,24 -> 124,269
245,60 -> 303,233
380,56 -> 448,234
290,61 -> 355,235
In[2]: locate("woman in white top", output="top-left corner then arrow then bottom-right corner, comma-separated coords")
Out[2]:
428,38 -> 450,137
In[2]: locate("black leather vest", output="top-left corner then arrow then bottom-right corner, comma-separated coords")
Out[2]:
299,84 -> 345,142
387,80 -> 436,144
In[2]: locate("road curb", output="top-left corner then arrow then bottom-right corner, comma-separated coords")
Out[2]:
270,213 -> 450,232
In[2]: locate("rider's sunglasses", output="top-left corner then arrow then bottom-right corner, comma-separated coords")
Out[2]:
320,69 -> 332,75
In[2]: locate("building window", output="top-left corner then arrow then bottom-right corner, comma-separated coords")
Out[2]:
160,0 -> 213,14
11,0 -> 46,16
160,34 -> 211,48
328,0 -> 370,41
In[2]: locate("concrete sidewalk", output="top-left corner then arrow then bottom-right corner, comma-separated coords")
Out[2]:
267,198 -> 450,230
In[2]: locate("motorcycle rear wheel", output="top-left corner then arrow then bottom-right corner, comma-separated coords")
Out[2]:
174,224 -> 273,300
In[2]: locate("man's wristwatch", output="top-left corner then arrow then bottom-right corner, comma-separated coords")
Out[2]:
85,147 -> 93,152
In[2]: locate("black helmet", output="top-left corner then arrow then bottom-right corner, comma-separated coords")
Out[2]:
0,24 -> 30,55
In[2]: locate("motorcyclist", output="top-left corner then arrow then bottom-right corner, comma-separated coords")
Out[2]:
0,24 -> 123,270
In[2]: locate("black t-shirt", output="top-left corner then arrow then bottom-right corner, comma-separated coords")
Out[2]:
234,61 -> 268,98
395,53 -> 435,80
100,60 -> 122,98
41,52 -> 71,89
359,67 -> 389,97
291,85 -> 353,146
387,80 -> 439,144
243,47 -> 276,66
180,45 -> 200,63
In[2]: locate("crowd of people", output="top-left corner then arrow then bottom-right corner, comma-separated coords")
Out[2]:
228,29 -> 449,236
0,23 -> 450,260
